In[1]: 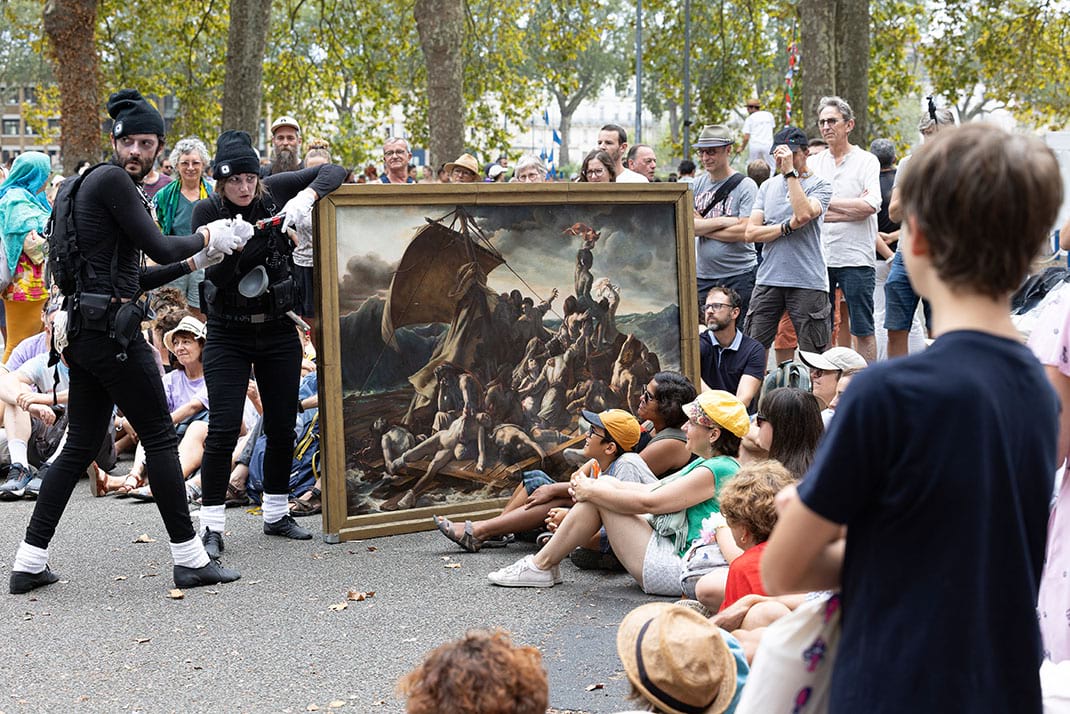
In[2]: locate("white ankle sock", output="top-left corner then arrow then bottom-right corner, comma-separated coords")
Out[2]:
13,541 -> 48,574
198,505 -> 225,535
170,536 -> 210,569
8,440 -> 28,468
262,493 -> 289,524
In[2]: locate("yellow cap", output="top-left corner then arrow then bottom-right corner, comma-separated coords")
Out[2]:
683,391 -> 749,438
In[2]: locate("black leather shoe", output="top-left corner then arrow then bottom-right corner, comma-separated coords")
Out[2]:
173,560 -> 241,588
202,529 -> 224,560
10,566 -> 60,594
263,515 -> 313,540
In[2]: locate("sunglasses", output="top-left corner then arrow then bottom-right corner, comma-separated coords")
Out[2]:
755,413 -> 768,426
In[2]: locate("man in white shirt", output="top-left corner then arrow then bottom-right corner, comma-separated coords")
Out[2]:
597,124 -> 649,183
740,99 -> 775,170
809,96 -> 881,363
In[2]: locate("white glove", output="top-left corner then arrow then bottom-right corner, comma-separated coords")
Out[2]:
232,214 -> 255,246
191,245 -> 225,270
279,188 -> 317,232
201,219 -> 242,256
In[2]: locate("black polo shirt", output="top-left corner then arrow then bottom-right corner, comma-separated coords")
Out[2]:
699,327 -> 765,411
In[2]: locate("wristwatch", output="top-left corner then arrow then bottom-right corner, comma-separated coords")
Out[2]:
783,169 -> 799,179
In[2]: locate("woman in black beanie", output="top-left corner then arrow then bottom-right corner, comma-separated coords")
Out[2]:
192,130 -> 345,557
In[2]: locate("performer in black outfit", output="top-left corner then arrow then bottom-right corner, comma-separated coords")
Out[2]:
9,90 -> 247,594
192,130 -> 345,556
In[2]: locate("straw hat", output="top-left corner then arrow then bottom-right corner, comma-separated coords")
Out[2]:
163,315 -> 206,355
616,602 -> 738,714
444,153 -> 480,176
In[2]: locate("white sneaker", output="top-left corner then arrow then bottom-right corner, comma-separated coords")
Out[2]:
487,555 -> 557,587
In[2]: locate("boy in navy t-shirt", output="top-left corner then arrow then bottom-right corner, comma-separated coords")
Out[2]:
762,124 -> 1063,713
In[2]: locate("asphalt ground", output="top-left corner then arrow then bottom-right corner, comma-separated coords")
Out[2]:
0,468 -> 667,713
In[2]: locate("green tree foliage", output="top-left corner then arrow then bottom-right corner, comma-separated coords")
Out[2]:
866,0 -> 922,147
521,0 -> 630,165
921,0 -> 1070,128
641,0 -> 779,155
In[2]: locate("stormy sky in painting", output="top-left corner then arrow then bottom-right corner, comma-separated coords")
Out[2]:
334,202 -> 680,316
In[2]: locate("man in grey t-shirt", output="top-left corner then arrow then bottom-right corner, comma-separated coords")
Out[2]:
744,127 -> 834,353
692,124 -> 759,322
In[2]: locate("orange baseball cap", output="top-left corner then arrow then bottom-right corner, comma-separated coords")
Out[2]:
582,409 -> 641,452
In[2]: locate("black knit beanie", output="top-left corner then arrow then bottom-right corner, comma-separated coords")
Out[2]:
107,89 -> 165,139
213,130 -> 261,180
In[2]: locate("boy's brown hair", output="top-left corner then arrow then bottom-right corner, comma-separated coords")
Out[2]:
719,460 -> 795,543
899,123 -> 1062,299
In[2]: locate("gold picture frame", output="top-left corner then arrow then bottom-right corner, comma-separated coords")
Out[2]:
315,183 -> 698,542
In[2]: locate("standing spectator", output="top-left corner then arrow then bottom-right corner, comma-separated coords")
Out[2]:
0,152 -> 51,363
444,154 -> 481,183
692,124 -> 759,321
810,96 -> 881,363
577,150 -> 616,183
625,144 -> 658,181
743,127 -> 833,355
868,137 -> 911,360
740,98 -> 776,170
513,156 -> 545,183
380,137 -> 415,184
677,158 -> 697,184
762,124 -> 1063,713
141,154 -> 173,198
153,137 -> 213,320
884,102 -> 956,358
597,124 -> 648,183
265,115 -> 302,176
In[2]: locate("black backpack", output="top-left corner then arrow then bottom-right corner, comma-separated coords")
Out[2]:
44,163 -> 108,297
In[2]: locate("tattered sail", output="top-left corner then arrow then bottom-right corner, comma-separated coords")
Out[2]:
380,213 -> 504,347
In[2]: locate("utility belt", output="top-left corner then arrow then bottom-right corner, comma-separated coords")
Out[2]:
66,292 -> 152,361
200,277 -> 296,323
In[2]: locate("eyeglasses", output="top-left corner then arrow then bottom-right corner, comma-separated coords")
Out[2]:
704,302 -> 731,311
746,105 -> 760,110
817,118 -> 842,127
755,413 -> 768,426
697,147 -> 723,155
384,149 -> 409,157
584,167 -> 606,178
639,389 -> 656,403
588,428 -> 608,442
809,367 -> 841,379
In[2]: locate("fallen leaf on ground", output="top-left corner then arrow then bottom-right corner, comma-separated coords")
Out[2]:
139,573 -> 158,578
328,701 -> 346,709
306,705 -> 320,712
311,553 -> 324,560
135,638 -> 151,644
584,683 -> 604,691
444,562 -> 462,569
132,534 -> 156,544
248,580 -> 263,585
114,576 -> 127,581
346,590 -> 375,601
167,589 -> 185,600
328,602 -> 348,611
440,556 -> 451,561
366,546 -> 377,552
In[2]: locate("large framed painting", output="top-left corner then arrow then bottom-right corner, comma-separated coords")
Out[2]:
314,183 -> 698,542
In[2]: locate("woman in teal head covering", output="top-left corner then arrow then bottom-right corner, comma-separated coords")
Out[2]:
0,151 -> 52,362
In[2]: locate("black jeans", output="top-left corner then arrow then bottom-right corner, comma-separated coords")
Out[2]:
25,329 -> 195,548
200,316 -> 301,508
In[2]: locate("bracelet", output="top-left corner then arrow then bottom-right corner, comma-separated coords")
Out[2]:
781,220 -> 795,236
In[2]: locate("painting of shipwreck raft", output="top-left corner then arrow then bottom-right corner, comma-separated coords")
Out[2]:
314,184 -> 699,540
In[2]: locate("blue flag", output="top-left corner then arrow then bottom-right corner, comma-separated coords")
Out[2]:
552,129 -> 562,145
543,110 -> 550,126
539,147 -> 547,160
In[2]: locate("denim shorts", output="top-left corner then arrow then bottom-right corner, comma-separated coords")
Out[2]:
827,266 -> 875,336
522,470 -> 555,495
884,253 -> 921,331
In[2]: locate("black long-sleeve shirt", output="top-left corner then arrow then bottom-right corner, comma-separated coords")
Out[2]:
75,164 -> 205,298
191,164 -> 346,293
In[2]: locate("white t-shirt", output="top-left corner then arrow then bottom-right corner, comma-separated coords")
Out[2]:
615,167 -> 649,183
742,110 -> 776,148
810,146 -> 882,269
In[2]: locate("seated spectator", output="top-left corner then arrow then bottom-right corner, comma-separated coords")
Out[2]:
0,350 -> 70,500
444,153 -> 481,183
487,391 -> 748,594
796,346 -> 866,414
696,460 -> 800,619
397,629 -> 548,714
699,285 -> 764,411
578,150 -> 616,183
107,316 -> 210,500
513,155 -> 546,183
827,365 -> 864,420
434,407 -> 657,553
749,387 -> 824,479
615,602 -> 748,714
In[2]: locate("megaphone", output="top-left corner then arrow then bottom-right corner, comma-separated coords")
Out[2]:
237,265 -> 269,298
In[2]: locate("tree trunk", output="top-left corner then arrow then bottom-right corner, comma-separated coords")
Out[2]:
414,0 -> 465,167
554,93 -> 574,167
222,0 -> 273,137
43,0 -> 101,174
799,0 -> 869,139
